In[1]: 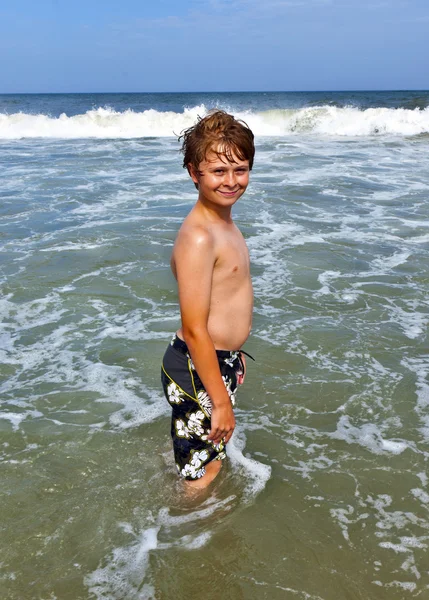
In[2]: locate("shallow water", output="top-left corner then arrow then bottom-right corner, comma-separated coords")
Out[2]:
1,92 -> 429,599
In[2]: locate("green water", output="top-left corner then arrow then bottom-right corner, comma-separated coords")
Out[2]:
1,97 -> 429,598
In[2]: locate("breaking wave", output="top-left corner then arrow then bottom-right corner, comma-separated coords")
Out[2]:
1,104 -> 429,139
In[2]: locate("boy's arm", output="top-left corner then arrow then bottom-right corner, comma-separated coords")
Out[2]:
174,227 -> 235,445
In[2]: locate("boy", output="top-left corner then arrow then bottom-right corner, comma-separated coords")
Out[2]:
161,110 -> 255,489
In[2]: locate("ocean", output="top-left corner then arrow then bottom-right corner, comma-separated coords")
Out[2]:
1,91 -> 429,599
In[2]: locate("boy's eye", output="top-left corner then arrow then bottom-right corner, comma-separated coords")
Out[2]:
214,169 -> 224,174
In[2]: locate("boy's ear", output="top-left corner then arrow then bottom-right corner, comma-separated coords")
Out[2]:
188,163 -> 199,184
187,163 -> 200,190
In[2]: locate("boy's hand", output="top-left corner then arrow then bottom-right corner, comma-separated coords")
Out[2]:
208,403 -> 235,445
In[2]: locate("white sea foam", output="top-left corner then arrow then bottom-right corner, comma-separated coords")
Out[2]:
370,251 -> 411,271
368,494 -> 429,543
85,494 -> 235,600
379,539 -> 428,553
1,105 -> 429,139
401,357 -> 429,440
85,522 -> 210,600
332,415 -> 408,455
2,92 -> 429,598
411,489 -> 429,504
227,429 -> 272,499
373,580 -> 418,592
84,439 -> 270,600
0,410 -> 43,431
85,525 -> 160,600
329,489 -> 429,591
386,305 -> 428,340
0,291 -> 170,431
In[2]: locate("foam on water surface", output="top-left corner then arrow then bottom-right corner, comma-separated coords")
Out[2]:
2,104 -> 429,139
2,91 -> 429,598
332,416 -> 408,455
83,423 -> 271,598
84,486 -> 254,599
227,429 -> 272,498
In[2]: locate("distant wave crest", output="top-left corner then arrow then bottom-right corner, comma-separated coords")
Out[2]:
1,104 -> 429,139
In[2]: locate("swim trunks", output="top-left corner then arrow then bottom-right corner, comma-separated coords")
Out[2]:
161,335 -> 243,481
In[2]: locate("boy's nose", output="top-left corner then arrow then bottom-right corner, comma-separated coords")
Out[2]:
225,171 -> 236,187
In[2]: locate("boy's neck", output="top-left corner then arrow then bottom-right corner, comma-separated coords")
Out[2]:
195,197 -> 233,223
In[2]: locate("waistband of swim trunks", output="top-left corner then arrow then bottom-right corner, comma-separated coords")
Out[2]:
171,334 -> 237,360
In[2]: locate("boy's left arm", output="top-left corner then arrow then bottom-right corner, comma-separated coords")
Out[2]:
174,226 -> 236,445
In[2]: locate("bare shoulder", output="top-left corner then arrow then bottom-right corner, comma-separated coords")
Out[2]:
175,214 -> 217,261
176,219 -> 214,250
171,217 -> 216,277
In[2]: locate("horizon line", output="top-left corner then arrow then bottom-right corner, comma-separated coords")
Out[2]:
1,88 -> 429,95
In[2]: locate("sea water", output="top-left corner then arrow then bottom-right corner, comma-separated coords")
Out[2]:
1,91 -> 429,599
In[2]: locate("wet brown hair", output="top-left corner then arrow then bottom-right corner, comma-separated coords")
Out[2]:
179,110 -> 255,175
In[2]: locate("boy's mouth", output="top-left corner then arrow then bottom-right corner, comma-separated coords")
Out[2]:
219,189 -> 240,197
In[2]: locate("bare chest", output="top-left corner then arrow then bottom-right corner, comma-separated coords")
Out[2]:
213,230 -> 250,285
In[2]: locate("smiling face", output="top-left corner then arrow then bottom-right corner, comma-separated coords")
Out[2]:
189,146 -> 250,210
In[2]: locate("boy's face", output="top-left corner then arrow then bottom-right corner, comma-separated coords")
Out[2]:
189,146 -> 250,208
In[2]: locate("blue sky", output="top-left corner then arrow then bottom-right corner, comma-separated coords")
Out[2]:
1,0 -> 428,92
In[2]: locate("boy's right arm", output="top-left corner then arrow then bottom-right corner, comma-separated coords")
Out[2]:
174,227 -> 235,445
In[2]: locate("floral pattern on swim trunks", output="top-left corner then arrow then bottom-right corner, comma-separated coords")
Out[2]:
196,390 -> 212,418
161,336 -> 241,481
166,380 -> 184,404
180,449 -> 210,479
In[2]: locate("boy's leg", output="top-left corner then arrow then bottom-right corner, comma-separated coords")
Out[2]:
185,458 -> 223,489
